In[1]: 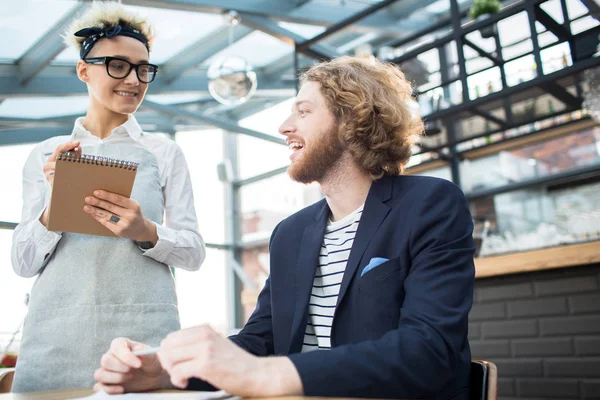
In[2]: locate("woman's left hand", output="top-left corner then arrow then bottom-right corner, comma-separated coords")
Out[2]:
84,190 -> 158,243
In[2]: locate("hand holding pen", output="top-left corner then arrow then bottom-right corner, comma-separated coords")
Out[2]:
93,338 -> 167,394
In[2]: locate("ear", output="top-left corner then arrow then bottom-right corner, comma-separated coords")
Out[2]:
76,60 -> 90,83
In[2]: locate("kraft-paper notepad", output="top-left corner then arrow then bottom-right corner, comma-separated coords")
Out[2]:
47,152 -> 138,237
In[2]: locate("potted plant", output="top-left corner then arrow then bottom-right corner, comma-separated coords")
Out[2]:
0,353 -> 17,368
469,0 -> 501,39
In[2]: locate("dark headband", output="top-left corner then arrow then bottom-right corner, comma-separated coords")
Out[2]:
74,25 -> 149,59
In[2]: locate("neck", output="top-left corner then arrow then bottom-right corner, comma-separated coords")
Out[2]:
319,153 -> 372,222
83,105 -> 129,139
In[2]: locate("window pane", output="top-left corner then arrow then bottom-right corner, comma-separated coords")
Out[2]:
471,180 -> 600,256
0,229 -> 34,352
240,174 -> 321,243
175,130 -> 229,332
461,126 -> 600,193
238,98 -> 293,180
0,144 -> 36,223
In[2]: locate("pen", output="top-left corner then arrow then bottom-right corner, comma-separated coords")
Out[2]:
132,347 -> 159,356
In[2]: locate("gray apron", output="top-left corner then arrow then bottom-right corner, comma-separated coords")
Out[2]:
12,144 -> 180,392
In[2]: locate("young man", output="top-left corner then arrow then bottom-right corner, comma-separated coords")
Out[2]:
94,56 -> 475,400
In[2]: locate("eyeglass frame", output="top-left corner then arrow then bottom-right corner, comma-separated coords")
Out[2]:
83,56 -> 159,83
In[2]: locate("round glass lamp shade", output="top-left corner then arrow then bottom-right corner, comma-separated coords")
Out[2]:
207,56 -> 258,106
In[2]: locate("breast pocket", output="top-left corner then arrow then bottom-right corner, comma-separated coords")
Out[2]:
357,257 -> 408,329
359,257 -> 407,294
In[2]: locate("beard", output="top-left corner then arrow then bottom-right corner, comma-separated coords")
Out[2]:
288,124 -> 345,184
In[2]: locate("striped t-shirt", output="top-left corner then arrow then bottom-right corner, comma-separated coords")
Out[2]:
301,204 -> 364,352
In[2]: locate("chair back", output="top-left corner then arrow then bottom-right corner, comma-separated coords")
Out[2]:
0,369 -> 14,393
470,360 -> 498,400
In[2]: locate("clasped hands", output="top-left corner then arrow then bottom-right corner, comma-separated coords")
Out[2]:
93,325 -> 302,397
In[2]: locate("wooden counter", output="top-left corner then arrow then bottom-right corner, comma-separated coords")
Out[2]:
474,240 -> 600,278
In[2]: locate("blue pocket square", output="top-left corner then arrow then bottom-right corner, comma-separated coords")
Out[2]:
361,257 -> 389,277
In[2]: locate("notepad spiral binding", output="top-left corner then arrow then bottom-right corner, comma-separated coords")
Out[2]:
58,152 -> 139,171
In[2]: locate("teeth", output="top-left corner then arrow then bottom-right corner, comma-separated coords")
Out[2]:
288,142 -> 303,151
116,91 -> 136,97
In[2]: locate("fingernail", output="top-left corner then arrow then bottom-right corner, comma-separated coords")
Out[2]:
85,197 -> 92,203
94,191 -> 102,197
84,206 -> 91,212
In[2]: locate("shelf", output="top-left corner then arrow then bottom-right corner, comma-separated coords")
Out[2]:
475,241 -> 600,278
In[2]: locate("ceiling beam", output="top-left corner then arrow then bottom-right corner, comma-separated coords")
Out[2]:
0,126 -> 74,145
297,0 -> 401,51
463,38 -> 502,66
534,3 -> 572,42
539,82 -> 582,108
0,124 -> 185,145
0,221 -> 18,230
579,0 -> 600,20
143,100 -> 286,145
0,114 -> 207,128
239,14 -> 340,60
0,65 -> 293,97
120,0 -> 421,35
470,108 -> 507,128
119,0 -> 297,16
160,25 -> 254,83
380,0 -> 473,50
18,3 -> 88,85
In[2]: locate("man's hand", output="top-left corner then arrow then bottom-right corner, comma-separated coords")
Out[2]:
158,325 -> 303,397
83,190 -> 158,243
94,338 -> 167,394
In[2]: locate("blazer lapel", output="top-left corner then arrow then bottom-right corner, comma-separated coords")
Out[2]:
288,201 -> 329,353
335,176 -> 394,308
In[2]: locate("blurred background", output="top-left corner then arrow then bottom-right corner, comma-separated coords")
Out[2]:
1,0 -> 600,397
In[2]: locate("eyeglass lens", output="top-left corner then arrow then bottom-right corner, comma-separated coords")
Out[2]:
107,58 -> 156,83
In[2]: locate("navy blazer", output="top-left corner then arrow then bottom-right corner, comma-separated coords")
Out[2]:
189,175 -> 475,399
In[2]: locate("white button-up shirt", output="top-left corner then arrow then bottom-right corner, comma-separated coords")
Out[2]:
11,115 -> 206,278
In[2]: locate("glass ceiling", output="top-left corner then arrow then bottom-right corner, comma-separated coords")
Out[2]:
0,0 -> 79,61
53,4 -> 226,64
202,30 -> 293,68
1,0 -> 598,136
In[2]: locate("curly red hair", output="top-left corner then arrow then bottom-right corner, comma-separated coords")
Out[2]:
300,56 -> 424,178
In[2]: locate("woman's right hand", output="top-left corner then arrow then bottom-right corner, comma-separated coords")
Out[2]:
94,337 -> 167,394
40,141 -> 81,226
43,141 -> 81,187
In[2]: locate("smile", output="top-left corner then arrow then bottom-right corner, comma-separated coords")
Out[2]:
288,141 -> 304,151
115,91 -> 137,97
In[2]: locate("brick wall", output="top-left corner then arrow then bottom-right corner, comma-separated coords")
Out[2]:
470,264 -> 600,399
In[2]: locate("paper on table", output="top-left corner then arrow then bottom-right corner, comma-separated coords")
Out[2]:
73,389 -> 235,400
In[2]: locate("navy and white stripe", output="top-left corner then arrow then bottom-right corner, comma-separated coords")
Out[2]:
301,204 -> 364,352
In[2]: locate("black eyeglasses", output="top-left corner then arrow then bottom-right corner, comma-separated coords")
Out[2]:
84,56 -> 158,83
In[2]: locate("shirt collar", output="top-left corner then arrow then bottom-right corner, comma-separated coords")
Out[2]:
71,114 -> 144,141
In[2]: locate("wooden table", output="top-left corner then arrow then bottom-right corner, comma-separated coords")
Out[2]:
0,389 -> 249,399
0,391 -> 331,400
0,388 -> 93,399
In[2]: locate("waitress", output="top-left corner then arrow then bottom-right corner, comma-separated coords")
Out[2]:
11,2 -> 205,392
